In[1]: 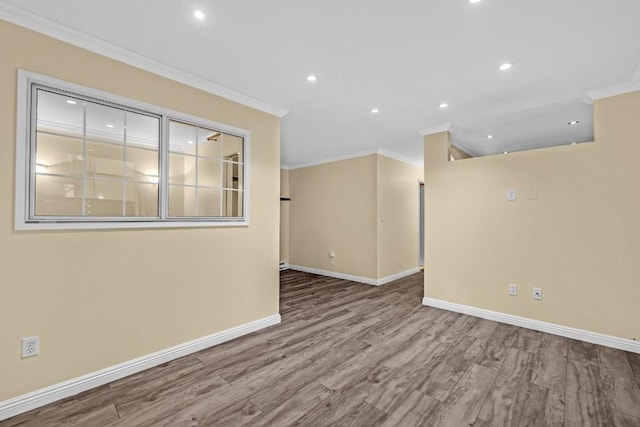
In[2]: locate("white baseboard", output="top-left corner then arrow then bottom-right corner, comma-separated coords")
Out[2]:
377,267 -> 421,286
0,314 -> 281,421
279,262 -> 289,271
422,297 -> 640,354
288,265 -> 420,286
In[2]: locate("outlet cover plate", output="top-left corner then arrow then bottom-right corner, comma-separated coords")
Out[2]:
532,287 -> 542,300
508,283 -> 518,296
21,336 -> 39,358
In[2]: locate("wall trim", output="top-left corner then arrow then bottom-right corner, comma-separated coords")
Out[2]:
282,148 -> 422,171
585,59 -> 640,102
418,122 -> 452,137
0,314 -> 281,421
422,297 -> 640,355
0,2 -> 288,118
288,264 -> 420,286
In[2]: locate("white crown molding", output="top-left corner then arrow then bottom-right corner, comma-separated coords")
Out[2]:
449,139 -> 479,158
0,2 -> 288,118
283,149 -> 379,170
283,148 -> 422,170
0,314 -> 281,421
418,122 -> 452,136
377,148 -> 423,168
422,297 -> 640,355
585,59 -> 640,102
288,264 -> 420,286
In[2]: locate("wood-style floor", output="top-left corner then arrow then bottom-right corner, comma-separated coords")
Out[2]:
3,270 -> 640,426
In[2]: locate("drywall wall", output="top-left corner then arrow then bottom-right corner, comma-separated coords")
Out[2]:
423,91 -> 640,341
376,155 -> 423,278
288,154 -> 423,281
289,154 -> 378,278
0,21 -> 280,400
280,169 -> 290,264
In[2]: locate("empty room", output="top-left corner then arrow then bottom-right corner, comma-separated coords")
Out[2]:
1,1 -> 640,426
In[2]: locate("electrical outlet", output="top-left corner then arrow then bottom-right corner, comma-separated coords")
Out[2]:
22,336 -> 39,358
508,283 -> 517,296
532,287 -> 542,300
398,260 -> 403,268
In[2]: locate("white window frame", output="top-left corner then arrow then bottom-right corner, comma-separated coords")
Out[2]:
15,70 -> 250,230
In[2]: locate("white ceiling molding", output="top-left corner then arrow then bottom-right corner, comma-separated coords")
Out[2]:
283,149 -> 379,170
283,147 -> 422,170
585,59 -> 640,102
0,2 -> 288,118
450,140 -> 479,158
377,149 -> 423,168
417,122 -> 452,137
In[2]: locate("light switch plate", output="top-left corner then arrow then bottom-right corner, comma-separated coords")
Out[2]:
506,189 -> 517,201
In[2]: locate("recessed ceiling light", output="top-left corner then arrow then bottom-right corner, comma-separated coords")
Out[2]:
498,62 -> 513,71
306,74 -> 318,83
187,140 -> 194,144
370,108 -> 380,114
503,151 -> 509,154
568,120 -> 579,125
571,142 -> 577,145
106,124 -> 114,129
66,99 -> 77,105
487,134 -> 494,139
469,0 -> 483,3
439,103 -> 448,109
193,10 -> 205,21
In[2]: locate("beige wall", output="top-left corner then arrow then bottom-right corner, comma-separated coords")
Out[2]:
289,155 -> 378,278
289,154 -> 423,280
423,91 -> 640,341
280,169 -> 290,263
0,21 -> 280,401
376,155 -> 423,278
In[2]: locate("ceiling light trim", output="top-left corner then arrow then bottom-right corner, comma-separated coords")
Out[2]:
418,122 -> 452,136
0,2 -> 289,118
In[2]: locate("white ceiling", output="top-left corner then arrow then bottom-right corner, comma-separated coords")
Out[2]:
2,0 -> 640,166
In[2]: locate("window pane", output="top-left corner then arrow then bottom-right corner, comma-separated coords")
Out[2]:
197,187 -> 221,216
36,90 -> 83,138
85,179 -> 123,216
168,185 -> 196,217
222,190 -> 243,217
198,128 -> 221,158
169,154 -> 196,185
169,121 -> 197,155
34,175 -> 83,216
86,102 -> 125,144
125,183 -> 158,217
126,112 -> 159,150
86,141 -> 124,179
35,132 -> 83,176
223,134 -> 243,164
223,162 -> 243,190
197,157 -> 221,188
126,147 -> 158,183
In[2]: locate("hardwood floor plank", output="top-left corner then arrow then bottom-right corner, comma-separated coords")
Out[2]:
513,327 -> 543,354
417,334 -> 486,401
515,382 -> 565,427
477,348 -> 535,426
365,340 -> 451,413
429,363 -> 497,426
475,323 -> 520,371
598,346 -> 640,418
531,333 -> 568,393
379,389 -> 440,427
